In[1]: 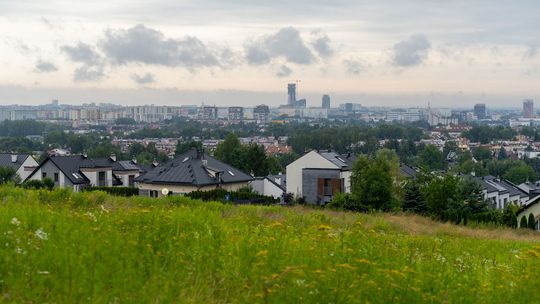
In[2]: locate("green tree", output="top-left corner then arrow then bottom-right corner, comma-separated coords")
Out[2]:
472,147 -> 492,161
422,174 -> 461,220
214,133 -> 244,169
350,151 -> 400,211
0,167 -> 18,184
503,163 -> 537,184
528,213 -> 536,230
242,144 -> 269,176
402,180 -> 427,214
520,216 -> 528,229
418,145 -> 445,171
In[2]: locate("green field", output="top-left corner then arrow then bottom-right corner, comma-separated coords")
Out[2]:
1,186 -> 540,303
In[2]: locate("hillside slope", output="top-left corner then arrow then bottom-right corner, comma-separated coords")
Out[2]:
0,186 -> 539,303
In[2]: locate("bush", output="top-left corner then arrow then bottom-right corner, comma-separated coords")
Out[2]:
520,216 -> 528,229
83,187 -> 139,197
528,213 -> 536,230
22,178 -> 54,190
185,188 -> 278,205
327,192 -> 368,212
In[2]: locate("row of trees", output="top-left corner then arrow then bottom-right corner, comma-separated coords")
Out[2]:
213,134 -> 297,176
328,149 -> 518,227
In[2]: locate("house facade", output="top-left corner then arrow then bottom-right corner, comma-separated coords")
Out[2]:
249,174 -> 286,199
286,150 -> 355,204
25,155 -> 142,191
135,149 -> 253,198
0,153 -> 39,181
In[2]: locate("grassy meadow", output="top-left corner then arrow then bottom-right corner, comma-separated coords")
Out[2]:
1,186 -> 540,303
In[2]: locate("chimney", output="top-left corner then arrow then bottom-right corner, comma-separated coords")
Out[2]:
110,152 -> 116,162
82,153 -> 88,159
131,157 -> 137,164
152,159 -> 158,167
10,154 -> 17,163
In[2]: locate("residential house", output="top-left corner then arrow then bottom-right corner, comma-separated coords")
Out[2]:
25,154 -> 143,191
517,194 -> 540,229
0,153 -> 39,181
249,174 -> 286,199
473,175 -> 528,209
286,150 -> 355,204
135,149 -> 253,198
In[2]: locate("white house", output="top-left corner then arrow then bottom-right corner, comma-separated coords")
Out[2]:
249,174 -> 286,199
0,153 -> 39,181
25,154 -> 143,191
286,150 -> 355,204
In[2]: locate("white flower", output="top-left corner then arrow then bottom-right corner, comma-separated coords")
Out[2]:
10,217 -> 20,226
37,270 -> 49,275
35,228 -> 48,240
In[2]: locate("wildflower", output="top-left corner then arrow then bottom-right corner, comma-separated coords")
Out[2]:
256,250 -> 268,257
35,228 -> 48,240
10,217 -> 20,226
317,224 -> 332,231
37,271 -> 49,275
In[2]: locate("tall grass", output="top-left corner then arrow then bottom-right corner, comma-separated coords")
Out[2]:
0,186 -> 539,303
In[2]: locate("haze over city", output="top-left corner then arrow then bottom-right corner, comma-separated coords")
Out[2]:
1,1 -> 540,107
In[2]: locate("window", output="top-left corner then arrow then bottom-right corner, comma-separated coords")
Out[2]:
41,172 -> 47,179
54,173 -> 59,182
128,175 -> 135,187
228,170 -> 235,176
98,171 -> 106,187
323,179 -> 333,196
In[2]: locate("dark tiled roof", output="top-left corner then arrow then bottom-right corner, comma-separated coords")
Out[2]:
135,149 -> 253,186
48,155 -> 95,184
318,151 -> 356,170
400,164 -> 417,179
0,153 -> 31,171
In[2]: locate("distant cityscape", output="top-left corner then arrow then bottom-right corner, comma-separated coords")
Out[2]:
0,83 -> 536,127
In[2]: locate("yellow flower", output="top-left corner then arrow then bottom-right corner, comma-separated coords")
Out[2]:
256,250 -> 268,257
317,224 -> 332,231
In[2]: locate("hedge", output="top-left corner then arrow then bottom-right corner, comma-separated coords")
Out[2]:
83,187 -> 139,197
185,188 -> 278,205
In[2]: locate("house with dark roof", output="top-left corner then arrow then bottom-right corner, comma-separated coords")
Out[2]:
472,175 -> 528,209
286,150 -> 356,204
25,154 -> 143,191
0,153 -> 39,181
135,149 -> 253,198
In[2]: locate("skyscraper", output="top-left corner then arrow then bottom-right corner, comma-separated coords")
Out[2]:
473,103 -> 486,119
322,95 -> 330,109
287,83 -> 296,106
523,99 -> 534,118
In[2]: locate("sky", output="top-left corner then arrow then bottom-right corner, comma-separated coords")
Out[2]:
1,0 -> 540,108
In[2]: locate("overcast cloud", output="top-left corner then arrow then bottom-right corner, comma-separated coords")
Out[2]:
1,1 -> 540,106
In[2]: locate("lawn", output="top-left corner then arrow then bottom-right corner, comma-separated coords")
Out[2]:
0,186 -> 539,303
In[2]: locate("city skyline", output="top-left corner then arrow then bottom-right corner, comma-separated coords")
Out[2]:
1,1 -> 540,107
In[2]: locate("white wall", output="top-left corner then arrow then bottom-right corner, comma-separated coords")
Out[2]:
17,156 -> 39,181
249,178 -> 284,199
286,151 -> 337,197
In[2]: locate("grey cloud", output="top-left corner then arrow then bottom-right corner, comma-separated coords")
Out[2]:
391,34 -> 431,67
100,24 -> 224,69
343,59 -> 366,75
61,42 -> 102,65
34,60 -> 58,73
131,72 -> 155,84
245,27 -> 315,65
276,65 -> 292,77
311,32 -> 333,58
73,65 -> 105,82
